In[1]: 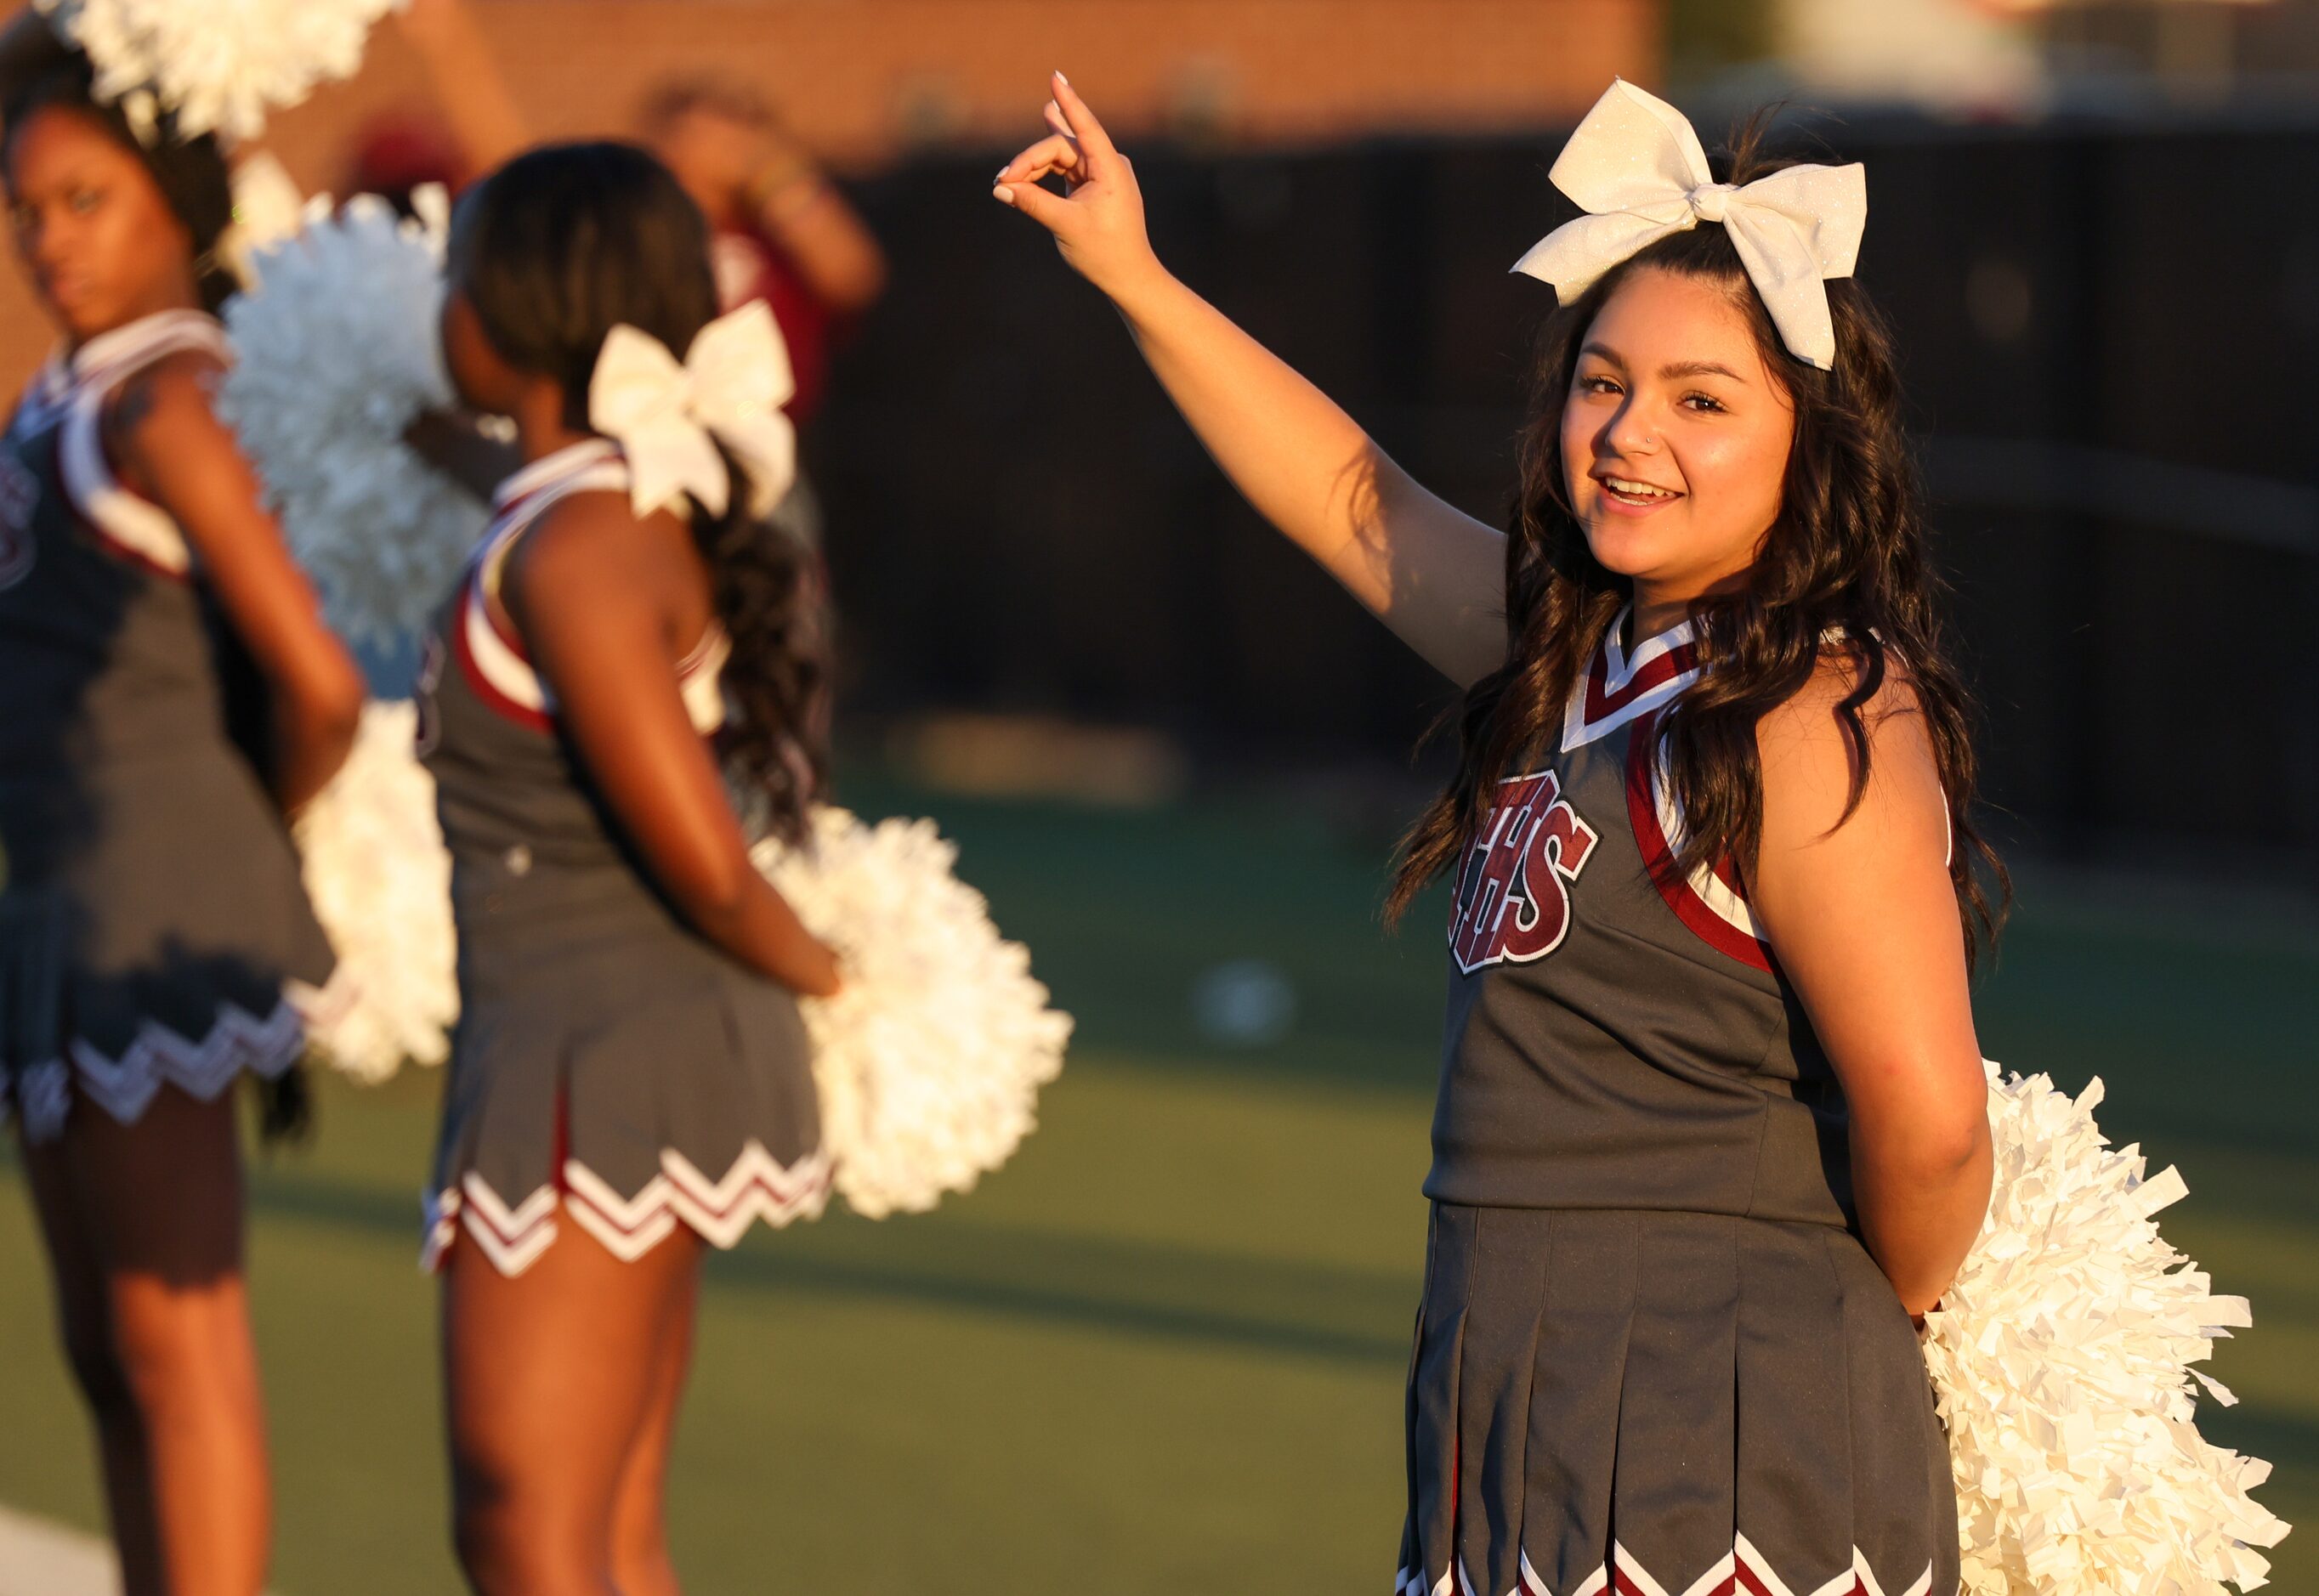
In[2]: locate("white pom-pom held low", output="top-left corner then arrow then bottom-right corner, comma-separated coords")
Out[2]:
1925,1063 -> 2292,1594
755,808 -> 1074,1218
293,701 -> 458,1081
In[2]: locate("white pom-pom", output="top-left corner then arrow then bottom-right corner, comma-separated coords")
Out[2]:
218,190 -> 485,647
35,0 -> 398,140
1925,1062 -> 2292,1594
293,701 -> 458,1082
754,808 -> 1073,1218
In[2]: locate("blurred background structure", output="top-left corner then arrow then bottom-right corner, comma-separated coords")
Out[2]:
1,1 -> 2314,1591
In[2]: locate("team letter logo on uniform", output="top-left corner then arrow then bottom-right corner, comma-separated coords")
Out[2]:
1449,769 -> 1600,974
0,454 -> 37,591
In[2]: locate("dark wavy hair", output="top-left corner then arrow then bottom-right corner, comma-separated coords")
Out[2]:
446,140 -> 827,842
1390,120 -> 2005,963
2,49 -> 240,313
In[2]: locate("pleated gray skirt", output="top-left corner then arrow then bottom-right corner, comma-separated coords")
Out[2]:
422,863 -> 828,1278
1398,1204 -> 1956,1596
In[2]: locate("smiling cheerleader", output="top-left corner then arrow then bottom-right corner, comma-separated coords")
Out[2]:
999,74 -> 1999,1596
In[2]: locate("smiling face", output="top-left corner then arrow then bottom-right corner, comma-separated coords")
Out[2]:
1560,266 -> 1796,616
5,105 -> 196,342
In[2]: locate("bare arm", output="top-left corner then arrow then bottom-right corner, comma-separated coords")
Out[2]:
394,0 -> 528,173
1749,666 -> 1993,1317
505,496 -> 841,997
109,356 -> 365,812
995,74 -> 1505,688
656,101 -> 887,316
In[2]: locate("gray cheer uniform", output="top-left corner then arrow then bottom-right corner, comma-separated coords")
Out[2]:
0,310 -> 335,1142
1398,612 -> 1956,1596
419,438 -> 825,1277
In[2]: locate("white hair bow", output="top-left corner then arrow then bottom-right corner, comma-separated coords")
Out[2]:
1512,79 -> 1867,371
588,300 -> 797,519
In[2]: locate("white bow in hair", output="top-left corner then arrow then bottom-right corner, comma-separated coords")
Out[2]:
588,299 -> 797,518
1511,79 -> 1867,371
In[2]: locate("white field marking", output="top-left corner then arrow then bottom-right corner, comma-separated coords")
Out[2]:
0,1504 -> 286,1595
0,1505 -> 114,1596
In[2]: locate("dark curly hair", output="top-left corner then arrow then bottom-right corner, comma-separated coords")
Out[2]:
2,48 -> 240,313
1389,119 -> 2005,963
446,140 -> 827,842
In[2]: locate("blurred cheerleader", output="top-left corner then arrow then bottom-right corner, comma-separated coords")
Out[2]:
417,142 -> 837,1594
0,41 -> 363,1596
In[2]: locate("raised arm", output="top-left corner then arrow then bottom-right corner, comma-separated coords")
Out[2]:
393,0 -> 529,174
108,355 -> 364,812
505,496 -> 841,998
651,93 -> 887,317
995,74 -> 1505,688
1748,665 -> 1993,1317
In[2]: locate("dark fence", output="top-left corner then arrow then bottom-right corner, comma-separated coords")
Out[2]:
808,112 -> 2319,882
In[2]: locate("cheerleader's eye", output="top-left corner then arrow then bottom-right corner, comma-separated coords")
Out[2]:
1681,392 -> 1727,414
1578,374 -> 1624,398
65,185 -> 101,216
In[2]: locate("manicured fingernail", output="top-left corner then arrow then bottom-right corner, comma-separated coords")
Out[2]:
992,184 -> 1015,206
1056,71 -> 1069,86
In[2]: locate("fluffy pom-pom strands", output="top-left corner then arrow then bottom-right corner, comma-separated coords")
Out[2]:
218,190 -> 487,648
1924,1063 -> 2290,1594
756,809 -> 1074,1217
292,702 -> 458,1083
35,0 -> 400,140
294,726 -> 1072,1214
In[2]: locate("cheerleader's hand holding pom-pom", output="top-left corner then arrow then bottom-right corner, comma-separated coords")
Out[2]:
753,808 -> 1073,1219
1926,1061 -> 2290,1594
292,701 -> 459,1082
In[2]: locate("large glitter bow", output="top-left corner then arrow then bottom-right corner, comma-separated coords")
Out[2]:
588,300 -> 797,519
1512,80 -> 1867,371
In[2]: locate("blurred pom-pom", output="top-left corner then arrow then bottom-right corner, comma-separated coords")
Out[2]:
294,700 -> 458,1082
35,0 -> 397,139
219,189 -> 485,647
1925,1062 -> 2291,1594
755,808 -> 1072,1218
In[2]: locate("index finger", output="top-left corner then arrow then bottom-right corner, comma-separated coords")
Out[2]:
1049,72 -> 1120,174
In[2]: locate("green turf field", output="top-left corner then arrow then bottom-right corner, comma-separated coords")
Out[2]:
2,788 -> 2311,1593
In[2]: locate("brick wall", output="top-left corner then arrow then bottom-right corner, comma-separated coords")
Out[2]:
0,0 -> 1658,382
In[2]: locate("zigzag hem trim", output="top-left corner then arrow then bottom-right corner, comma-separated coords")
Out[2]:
421,1140 -> 833,1276
1398,1534 -> 1933,1596
0,976 -> 349,1143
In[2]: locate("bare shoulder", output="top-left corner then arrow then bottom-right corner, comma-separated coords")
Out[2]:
502,490 -> 695,642
506,490 -> 652,606
1757,643 -> 1942,842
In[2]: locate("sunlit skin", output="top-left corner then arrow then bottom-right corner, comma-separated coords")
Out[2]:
432,220 -> 837,1596
995,75 -> 1991,1317
6,105 -> 201,344
1563,267 -> 1796,642
1,96 -> 366,1596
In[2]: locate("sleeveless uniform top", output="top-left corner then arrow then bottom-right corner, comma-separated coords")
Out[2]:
1426,609 -> 1852,1227
1394,611 -> 1958,1596
422,438 -> 732,889
420,438 -> 825,1278
0,310 -> 335,1141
